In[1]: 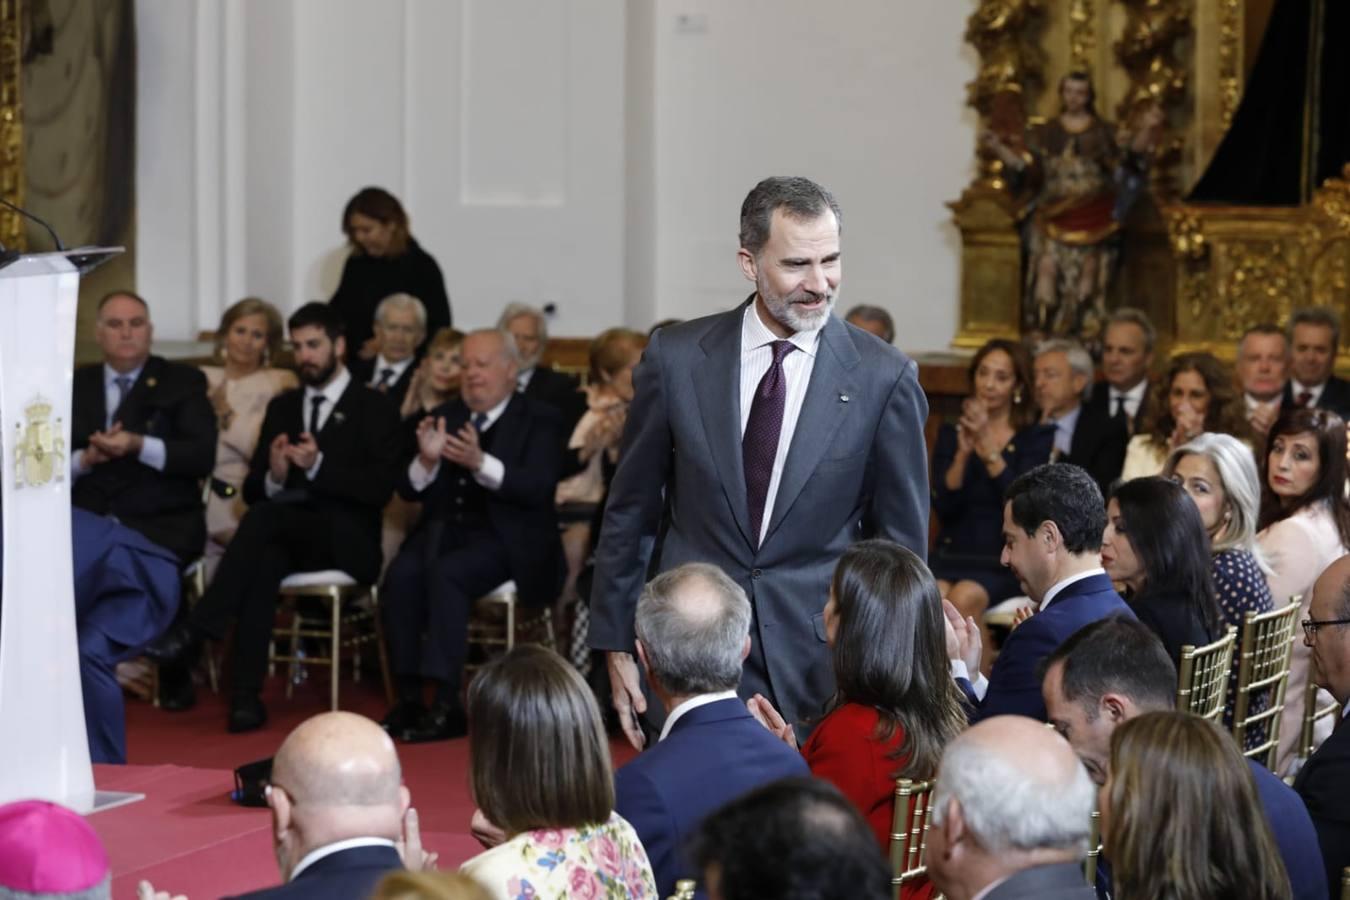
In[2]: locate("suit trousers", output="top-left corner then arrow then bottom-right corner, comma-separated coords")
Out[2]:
381,524 -> 512,692
190,502 -> 341,693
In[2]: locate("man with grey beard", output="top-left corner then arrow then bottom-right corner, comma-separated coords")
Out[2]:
591,175 -> 930,750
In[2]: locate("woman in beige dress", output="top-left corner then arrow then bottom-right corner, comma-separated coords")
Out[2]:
200,298 -> 298,580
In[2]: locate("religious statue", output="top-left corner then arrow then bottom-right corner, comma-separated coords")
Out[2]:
982,72 -> 1163,349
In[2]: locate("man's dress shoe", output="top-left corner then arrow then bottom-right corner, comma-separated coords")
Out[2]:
228,694 -> 268,733
143,622 -> 204,666
400,703 -> 467,743
380,701 -> 426,736
157,665 -> 197,711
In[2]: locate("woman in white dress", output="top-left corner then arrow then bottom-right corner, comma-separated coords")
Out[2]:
1121,352 -> 1249,481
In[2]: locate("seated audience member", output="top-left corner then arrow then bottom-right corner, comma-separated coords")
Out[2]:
1041,616 -> 1324,900
1103,712 -> 1293,900
380,329 -> 563,743
371,872 -> 491,900
399,328 -> 464,423
497,302 -> 586,428
1295,555 -> 1350,895
1076,308 -> 1155,491
948,463 -> 1132,722
688,778 -> 890,900
1285,306 -> 1350,418
460,646 -> 657,898
1238,323 -> 1290,437
614,562 -> 807,897
1032,338 -> 1090,463
350,293 -> 427,409
748,540 -> 965,862
201,297 -> 298,579
0,800 -> 110,899
145,303 -> 402,731
926,716 -> 1096,900
1163,433 -> 1275,721
330,187 -> 450,360
1121,351 -> 1247,480
1257,407 -> 1350,774
72,290 -> 217,565
1102,477 -> 1220,664
932,340 -> 1053,630
844,304 -> 895,344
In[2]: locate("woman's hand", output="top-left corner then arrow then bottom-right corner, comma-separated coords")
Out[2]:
400,365 -> 429,419
1169,403 -> 1204,449
746,693 -> 798,749
942,598 -> 983,675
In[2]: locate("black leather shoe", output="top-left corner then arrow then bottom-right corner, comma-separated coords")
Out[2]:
157,665 -> 197,712
399,702 -> 467,743
380,701 -> 426,736
228,694 -> 268,733
144,622 -> 205,666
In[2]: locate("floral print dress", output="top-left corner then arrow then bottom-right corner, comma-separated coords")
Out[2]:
461,812 -> 658,900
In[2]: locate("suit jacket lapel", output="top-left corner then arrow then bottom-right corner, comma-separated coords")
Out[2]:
315,379 -> 360,443
692,305 -> 754,547
115,356 -> 163,429
486,395 -> 528,462
762,316 -> 858,545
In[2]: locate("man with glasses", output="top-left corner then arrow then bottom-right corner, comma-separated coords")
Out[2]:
1295,554 -> 1350,894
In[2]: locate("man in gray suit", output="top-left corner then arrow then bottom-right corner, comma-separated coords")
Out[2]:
590,175 -> 930,749
927,716 -> 1096,900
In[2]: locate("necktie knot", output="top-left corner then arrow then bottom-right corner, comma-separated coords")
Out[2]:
1297,390 -> 1314,408
377,367 -> 395,391
1113,395 -> 1126,418
770,340 -> 796,365
471,411 -> 489,431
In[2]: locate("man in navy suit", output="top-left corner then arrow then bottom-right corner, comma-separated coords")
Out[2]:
614,562 -> 808,897
947,463 -> 1132,722
1043,616 -> 1327,900
1283,307 -> 1350,419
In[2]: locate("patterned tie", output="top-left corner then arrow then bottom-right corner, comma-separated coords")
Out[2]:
308,395 -> 326,435
111,376 -> 132,425
743,340 -> 796,545
376,367 -> 395,392
471,411 -> 489,432
1297,391 -> 1314,408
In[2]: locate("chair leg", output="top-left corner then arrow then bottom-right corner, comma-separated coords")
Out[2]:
329,589 -> 341,712
286,607 -> 301,700
371,585 -> 395,706
205,641 -> 220,694
151,664 -> 161,709
506,596 -> 516,652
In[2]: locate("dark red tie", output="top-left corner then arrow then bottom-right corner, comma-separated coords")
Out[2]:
1297,391 -> 1314,408
743,340 -> 796,545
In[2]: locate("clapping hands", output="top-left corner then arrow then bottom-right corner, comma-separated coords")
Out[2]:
416,415 -> 485,472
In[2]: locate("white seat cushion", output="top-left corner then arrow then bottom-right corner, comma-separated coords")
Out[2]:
280,570 -> 359,589
483,581 -> 518,600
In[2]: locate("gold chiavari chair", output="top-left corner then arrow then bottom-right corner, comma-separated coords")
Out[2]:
667,880 -> 697,900
1176,626 -> 1237,723
1340,866 -> 1349,900
890,777 -> 936,900
1231,603 -> 1301,768
1083,808 -> 1101,886
1300,678 -> 1343,760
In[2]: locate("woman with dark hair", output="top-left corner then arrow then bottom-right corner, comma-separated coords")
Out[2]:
329,187 -> 451,360
460,645 -> 657,898
1257,406 -> 1350,774
932,339 -> 1053,632
1103,711 -> 1292,900
1121,351 -> 1249,480
1101,477 -> 1220,664
748,540 -> 967,880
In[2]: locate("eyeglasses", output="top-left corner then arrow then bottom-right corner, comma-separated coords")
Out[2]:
1301,618 -> 1350,639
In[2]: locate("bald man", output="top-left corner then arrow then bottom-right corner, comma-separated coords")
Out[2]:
927,717 -> 1096,900
228,712 -> 424,900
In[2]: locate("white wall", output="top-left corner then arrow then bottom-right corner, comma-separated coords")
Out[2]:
137,1 -> 977,352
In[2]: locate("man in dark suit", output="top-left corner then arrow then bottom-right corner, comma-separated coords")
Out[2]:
499,302 -> 587,427
947,463 -> 1134,722
1284,306 -> 1350,418
1045,616 -> 1327,900
1295,554 -> 1350,897
614,562 -> 808,896
146,303 -> 402,731
71,291 -> 217,565
1238,323 -> 1290,436
348,292 -> 425,410
379,328 -> 563,743
1034,338 -> 1127,493
592,176 -> 930,750
1074,308 -> 1155,491
927,717 -> 1097,900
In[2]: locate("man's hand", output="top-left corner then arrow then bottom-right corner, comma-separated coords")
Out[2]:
607,651 -> 647,751
82,439 -> 112,468
746,693 -> 797,749
443,422 -> 485,472
285,432 -> 320,471
395,807 -> 439,871
943,598 -> 982,675
1011,603 -> 1036,630
268,432 -> 291,484
416,416 -> 449,469
469,807 -> 508,850
136,881 -> 186,900
89,422 -> 144,459
1249,401 -> 1278,437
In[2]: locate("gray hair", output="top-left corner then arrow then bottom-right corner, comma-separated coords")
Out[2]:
0,880 -> 111,900
739,176 -> 842,258
844,304 -> 895,344
1164,433 -> 1271,572
464,327 -> 523,367
1035,338 -> 1094,401
931,736 -> 1094,855
634,563 -> 752,696
497,302 -> 549,345
1238,323 -> 1286,357
1289,306 -> 1342,348
374,292 -> 427,332
1105,307 -> 1157,354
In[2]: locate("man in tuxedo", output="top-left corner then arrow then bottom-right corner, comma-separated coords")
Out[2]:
1045,615 -> 1327,900
379,328 -> 563,743
947,463 -> 1133,722
1074,308 -> 1154,491
592,176 -> 930,749
927,717 -> 1097,900
348,293 -> 426,409
1284,306 -> 1350,418
146,303 -> 402,731
1295,554 -> 1350,896
498,302 -> 586,427
614,562 -> 808,896
71,291 -> 217,565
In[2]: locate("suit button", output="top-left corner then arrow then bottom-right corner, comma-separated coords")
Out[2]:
458,477 -> 467,487
751,569 -> 762,579
455,498 -> 464,505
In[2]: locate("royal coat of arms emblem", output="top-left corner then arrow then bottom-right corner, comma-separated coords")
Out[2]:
14,396 -> 65,488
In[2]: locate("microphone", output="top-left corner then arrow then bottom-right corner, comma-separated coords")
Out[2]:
0,196 -> 64,251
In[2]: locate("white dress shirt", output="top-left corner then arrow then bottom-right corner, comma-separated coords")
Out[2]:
408,393 -> 512,491
516,366 -> 537,393
1109,379 -> 1148,422
1038,567 -> 1105,611
369,354 -> 414,389
1290,378 -> 1326,407
739,303 -> 822,545
264,366 -> 352,496
658,690 -> 740,742
1045,404 -> 1082,458
288,837 -> 397,882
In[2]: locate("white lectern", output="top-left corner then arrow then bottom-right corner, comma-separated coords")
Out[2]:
0,248 -> 135,814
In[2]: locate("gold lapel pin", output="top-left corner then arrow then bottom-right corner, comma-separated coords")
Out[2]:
147,377 -> 157,388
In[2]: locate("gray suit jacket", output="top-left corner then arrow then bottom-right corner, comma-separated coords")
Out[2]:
589,301 -> 930,727
984,863 -> 1096,900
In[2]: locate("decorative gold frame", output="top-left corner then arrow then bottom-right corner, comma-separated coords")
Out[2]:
0,0 -> 21,252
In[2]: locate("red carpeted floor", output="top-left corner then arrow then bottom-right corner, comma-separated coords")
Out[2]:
93,676 -> 635,899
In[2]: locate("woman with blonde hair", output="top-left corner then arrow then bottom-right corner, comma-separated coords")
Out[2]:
371,871 -> 492,900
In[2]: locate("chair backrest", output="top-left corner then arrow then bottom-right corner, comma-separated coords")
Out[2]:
1176,626 -> 1238,723
1342,865 -> 1350,900
890,777 -> 935,900
1231,602 -> 1301,768
1301,678 -> 1344,759
1083,807 -> 1102,886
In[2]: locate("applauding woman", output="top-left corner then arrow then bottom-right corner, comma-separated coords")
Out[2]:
1121,352 -> 1247,480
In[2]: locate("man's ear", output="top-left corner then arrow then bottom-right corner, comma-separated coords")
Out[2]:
398,784 -> 411,819
267,785 -> 292,841
1102,693 -> 1132,723
634,639 -> 651,676
740,635 -> 751,663
941,798 -> 968,856
1040,520 -> 1062,551
736,247 -> 758,285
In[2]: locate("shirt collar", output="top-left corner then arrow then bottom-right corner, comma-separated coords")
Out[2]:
1048,404 -> 1082,432
288,837 -> 397,882
1292,378 -> 1326,398
475,393 -> 513,430
516,366 -> 537,391
304,365 -> 352,408
1039,567 -> 1106,610
373,355 -> 414,377
1111,380 -> 1148,404
658,690 -> 740,742
741,301 -> 822,358
103,363 -> 144,388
